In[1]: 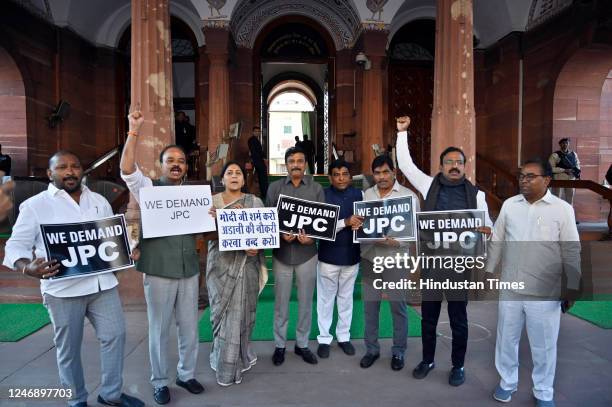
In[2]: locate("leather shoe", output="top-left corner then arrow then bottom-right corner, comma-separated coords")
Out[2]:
295,346 -> 318,364
317,343 -> 330,358
449,366 -> 465,386
176,378 -> 205,394
272,347 -> 285,366
153,386 -> 170,405
391,355 -> 404,371
338,341 -> 355,355
97,393 -> 144,407
74,403 -> 88,407
359,353 -> 379,368
413,361 -> 435,379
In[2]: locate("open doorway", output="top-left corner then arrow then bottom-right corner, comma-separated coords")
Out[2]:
254,18 -> 335,174
268,91 -> 315,174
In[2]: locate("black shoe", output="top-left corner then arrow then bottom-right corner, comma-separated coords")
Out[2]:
449,366 -> 465,386
359,353 -> 380,368
153,387 -> 170,405
97,393 -> 145,407
338,341 -> 355,356
272,347 -> 285,366
413,361 -> 435,379
317,343 -> 330,358
74,403 -> 88,407
176,378 -> 205,394
295,346 -> 318,364
391,355 -> 405,371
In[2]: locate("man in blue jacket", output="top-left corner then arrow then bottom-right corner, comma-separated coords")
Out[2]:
316,159 -> 364,358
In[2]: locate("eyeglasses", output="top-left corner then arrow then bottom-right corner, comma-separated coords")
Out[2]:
518,173 -> 546,182
443,159 -> 465,166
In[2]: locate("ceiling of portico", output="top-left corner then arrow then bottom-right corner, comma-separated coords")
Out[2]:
12,0 -> 553,51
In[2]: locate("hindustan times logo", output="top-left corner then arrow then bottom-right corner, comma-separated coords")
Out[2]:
372,253 -> 486,274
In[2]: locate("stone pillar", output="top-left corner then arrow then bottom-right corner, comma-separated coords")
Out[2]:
204,25 -> 231,179
335,49 -> 356,157
126,0 -> 174,224
120,0 -> 174,305
197,46 -> 210,178
360,29 -> 388,174
431,0 -> 476,180
232,47 -> 254,162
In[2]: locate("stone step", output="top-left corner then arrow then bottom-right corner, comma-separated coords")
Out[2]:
0,286 -> 42,303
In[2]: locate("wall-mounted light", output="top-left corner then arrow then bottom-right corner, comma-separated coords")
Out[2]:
355,52 -> 371,70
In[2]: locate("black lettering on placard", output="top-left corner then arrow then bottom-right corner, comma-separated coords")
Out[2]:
144,200 -> 163,210
170,210 -> 191,220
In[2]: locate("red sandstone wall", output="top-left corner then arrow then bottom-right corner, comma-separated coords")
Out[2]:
0,46 -> 27,175
475,7 -> 611,221
0,2 -> 123,177
553,46 -> 612,221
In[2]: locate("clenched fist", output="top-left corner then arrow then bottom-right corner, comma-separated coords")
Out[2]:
396,116 -> 411,132
128,108 -> 144,134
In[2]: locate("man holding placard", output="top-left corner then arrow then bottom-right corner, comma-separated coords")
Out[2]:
120,112 -> 204,404
266,146 -> 325,366
357,154 -> 419,371
3,151 -> 143,407
396,117 -> 492,386
316,159 -> 363,359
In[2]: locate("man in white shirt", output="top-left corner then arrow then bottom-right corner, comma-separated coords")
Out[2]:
358,154 -> 419,371
487,159 -> 580,407
3,151 -> 143,407
120,112 -> 204,405
396,117 -> 492,386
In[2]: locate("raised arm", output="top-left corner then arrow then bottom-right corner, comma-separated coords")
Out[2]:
119,110 -> 152,202
395,117 -> 433,197
120,110 -> 144,175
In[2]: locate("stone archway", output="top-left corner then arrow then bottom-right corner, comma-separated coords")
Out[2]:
553,45 -> 612,221
230,0 -> 360,50
253,17 -> 336,174
0,46 -> 27,176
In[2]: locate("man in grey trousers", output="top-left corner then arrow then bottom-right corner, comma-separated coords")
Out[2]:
357,154 -> 419,371
120,111 -> 204,405
266,146 -> 325,366
3,151 -> 143,407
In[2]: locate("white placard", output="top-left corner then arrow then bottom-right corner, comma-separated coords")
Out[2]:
139,185 -> 215,238
217,208 -> 280,251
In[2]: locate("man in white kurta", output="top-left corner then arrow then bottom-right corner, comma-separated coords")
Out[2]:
487,159 -> 580,407
3,151 -> 142,407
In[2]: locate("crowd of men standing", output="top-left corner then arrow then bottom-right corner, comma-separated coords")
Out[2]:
2,113 -> 580,407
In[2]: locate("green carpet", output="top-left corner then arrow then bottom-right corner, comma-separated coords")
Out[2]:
568,301 -> 612,329
199,293 -> 421,342
0,303 -> 51,342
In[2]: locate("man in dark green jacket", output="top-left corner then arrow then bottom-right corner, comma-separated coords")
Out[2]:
120,111 -> 204,405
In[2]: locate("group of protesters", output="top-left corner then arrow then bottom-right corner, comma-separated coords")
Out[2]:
2,111 -> 579,407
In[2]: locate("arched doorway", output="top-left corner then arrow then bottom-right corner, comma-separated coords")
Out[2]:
553,45 -> 612,221
387,19 -> 435,176
253,18 -> 336,174
0,46 -> 27,176
267,87 -> 316,174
